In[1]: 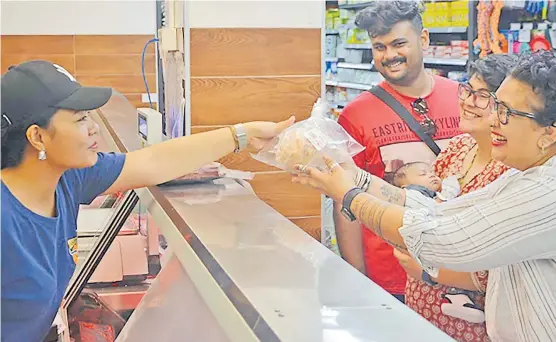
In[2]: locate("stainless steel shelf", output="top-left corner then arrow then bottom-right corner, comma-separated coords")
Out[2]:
337,62 -> 374,70
338,2 -> 373,9
343,43 -> 372,50
427,27 -> 468,34
424,57 -> 468,66
326,80 -> 376,90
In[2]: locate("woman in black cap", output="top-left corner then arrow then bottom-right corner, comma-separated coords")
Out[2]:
0,60 -> 294,342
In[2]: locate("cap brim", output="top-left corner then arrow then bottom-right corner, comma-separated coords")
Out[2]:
54,86 -> 113,111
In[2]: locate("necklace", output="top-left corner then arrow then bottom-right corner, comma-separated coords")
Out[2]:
458,145 -> 495,187
458,151 -> 477,186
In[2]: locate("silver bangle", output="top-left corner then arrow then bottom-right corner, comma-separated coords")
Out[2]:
361,172 -> 371,192
356,169 -> 371,191
233,123 -> 248,152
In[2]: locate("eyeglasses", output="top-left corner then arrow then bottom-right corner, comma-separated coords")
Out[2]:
457,83 -> 492,109
490,97 -> 538,125
411,98 -> 437,136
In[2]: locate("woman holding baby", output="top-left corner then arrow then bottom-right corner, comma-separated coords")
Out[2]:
391,53 -> 517,341
294,50 -> 556,341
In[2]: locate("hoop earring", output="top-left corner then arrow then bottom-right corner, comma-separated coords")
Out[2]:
38,150 -> 47,160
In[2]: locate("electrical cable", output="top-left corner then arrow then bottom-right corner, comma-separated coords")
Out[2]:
142,38 -> 159,109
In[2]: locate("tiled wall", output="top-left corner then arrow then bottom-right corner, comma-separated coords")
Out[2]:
1,35 -> 156,109
190,28 -> 322,239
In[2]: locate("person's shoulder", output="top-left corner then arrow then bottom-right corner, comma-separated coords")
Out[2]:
433,74 -> 458,88
341,91 -> 376,116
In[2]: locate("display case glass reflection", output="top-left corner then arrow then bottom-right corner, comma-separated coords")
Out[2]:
58,91 -> 168,342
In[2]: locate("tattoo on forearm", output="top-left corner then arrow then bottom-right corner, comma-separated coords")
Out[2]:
352,194 -> 408,252
379,184 -> 404,205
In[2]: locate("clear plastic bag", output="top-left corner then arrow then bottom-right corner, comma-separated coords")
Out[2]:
252,101 -> 365,172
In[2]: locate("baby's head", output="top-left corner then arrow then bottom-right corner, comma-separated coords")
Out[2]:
392,162 -> 442,192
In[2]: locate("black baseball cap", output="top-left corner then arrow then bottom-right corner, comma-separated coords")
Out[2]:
1,60 -> 112,128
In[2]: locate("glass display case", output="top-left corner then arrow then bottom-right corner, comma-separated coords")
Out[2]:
52,92 -> 455,342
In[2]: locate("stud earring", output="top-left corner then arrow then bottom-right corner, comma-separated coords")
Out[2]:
38,150 -> 47,160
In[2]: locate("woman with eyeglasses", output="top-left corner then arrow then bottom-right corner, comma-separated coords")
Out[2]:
390,53 -> 517,342
293,50 -> 556,342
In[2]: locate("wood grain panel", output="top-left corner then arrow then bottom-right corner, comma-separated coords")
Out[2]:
1,35 -> 74,54
290,217 -> 321,240
77,75 -> 156,94
75,54 -> 155,75
191,77 -> 320,125
191,126 -> 280,172
1,54 -> 74,74
249,172 -> 320,218
191,28 -> 321,77
75,35 -> 155,55
124,94 -> 148,109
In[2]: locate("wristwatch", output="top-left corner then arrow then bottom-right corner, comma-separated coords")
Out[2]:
233,124 -> 248,153
422,270 -> 438,286
341,188 -> 364,222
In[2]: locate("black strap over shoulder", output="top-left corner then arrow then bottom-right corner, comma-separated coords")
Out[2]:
368,86 -> 441,155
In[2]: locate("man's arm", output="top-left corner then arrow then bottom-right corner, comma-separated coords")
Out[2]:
333,201 -> 367,274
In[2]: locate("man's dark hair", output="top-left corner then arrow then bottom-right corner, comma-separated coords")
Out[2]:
467,53 -> 519,92
509,50 -> 556,127
355,0 -> 425,37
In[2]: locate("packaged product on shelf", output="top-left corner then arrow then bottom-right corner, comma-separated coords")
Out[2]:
423,2 -> 436,28
252,101 -> 364,172
325,59 -> 338,80
344,49 -> 364,64
326,9 -> 339,30
325,35 -> 338,58
334,86 -> 349,103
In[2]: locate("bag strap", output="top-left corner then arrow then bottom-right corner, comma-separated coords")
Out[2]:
368,86 -> 441,156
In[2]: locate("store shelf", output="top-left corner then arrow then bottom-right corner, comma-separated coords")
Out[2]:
326,30 -> 339,35
344,43 -> 372,50
337,62 -> 374,70
427,27 -> 468,34
326,80 -> 376,90
338,2 -> 373,10
424,57 -> 468,66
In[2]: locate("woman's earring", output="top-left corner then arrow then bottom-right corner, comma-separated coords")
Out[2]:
38,150 -> 47,160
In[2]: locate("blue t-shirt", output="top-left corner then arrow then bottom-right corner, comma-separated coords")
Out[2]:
1,152 -> 126,342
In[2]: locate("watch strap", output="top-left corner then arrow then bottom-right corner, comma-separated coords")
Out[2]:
341,187 -> 363,221
422,270 -> 438,286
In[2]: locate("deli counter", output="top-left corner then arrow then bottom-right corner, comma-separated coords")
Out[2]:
58,93 -> 454,342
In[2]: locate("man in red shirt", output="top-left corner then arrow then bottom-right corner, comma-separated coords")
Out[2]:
335,1 -> 461,302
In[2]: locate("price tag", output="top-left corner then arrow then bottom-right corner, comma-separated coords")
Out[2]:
305,129 -> 328,151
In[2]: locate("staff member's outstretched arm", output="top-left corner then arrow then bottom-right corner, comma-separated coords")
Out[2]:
105,117 -> 294,194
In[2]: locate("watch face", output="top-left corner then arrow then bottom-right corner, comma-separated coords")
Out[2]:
341,207 -> 356,222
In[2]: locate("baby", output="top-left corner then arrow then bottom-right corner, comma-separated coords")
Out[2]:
391,162 -> 460,202
392,162 -> 485,324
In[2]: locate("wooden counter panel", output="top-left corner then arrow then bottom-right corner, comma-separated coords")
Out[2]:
249,172 -> 321,218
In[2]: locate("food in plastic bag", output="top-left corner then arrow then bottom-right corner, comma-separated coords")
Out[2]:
252,115 -> 365,172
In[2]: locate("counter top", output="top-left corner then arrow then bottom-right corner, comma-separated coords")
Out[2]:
157,179 -> 453,341
96,95 -> 454,342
